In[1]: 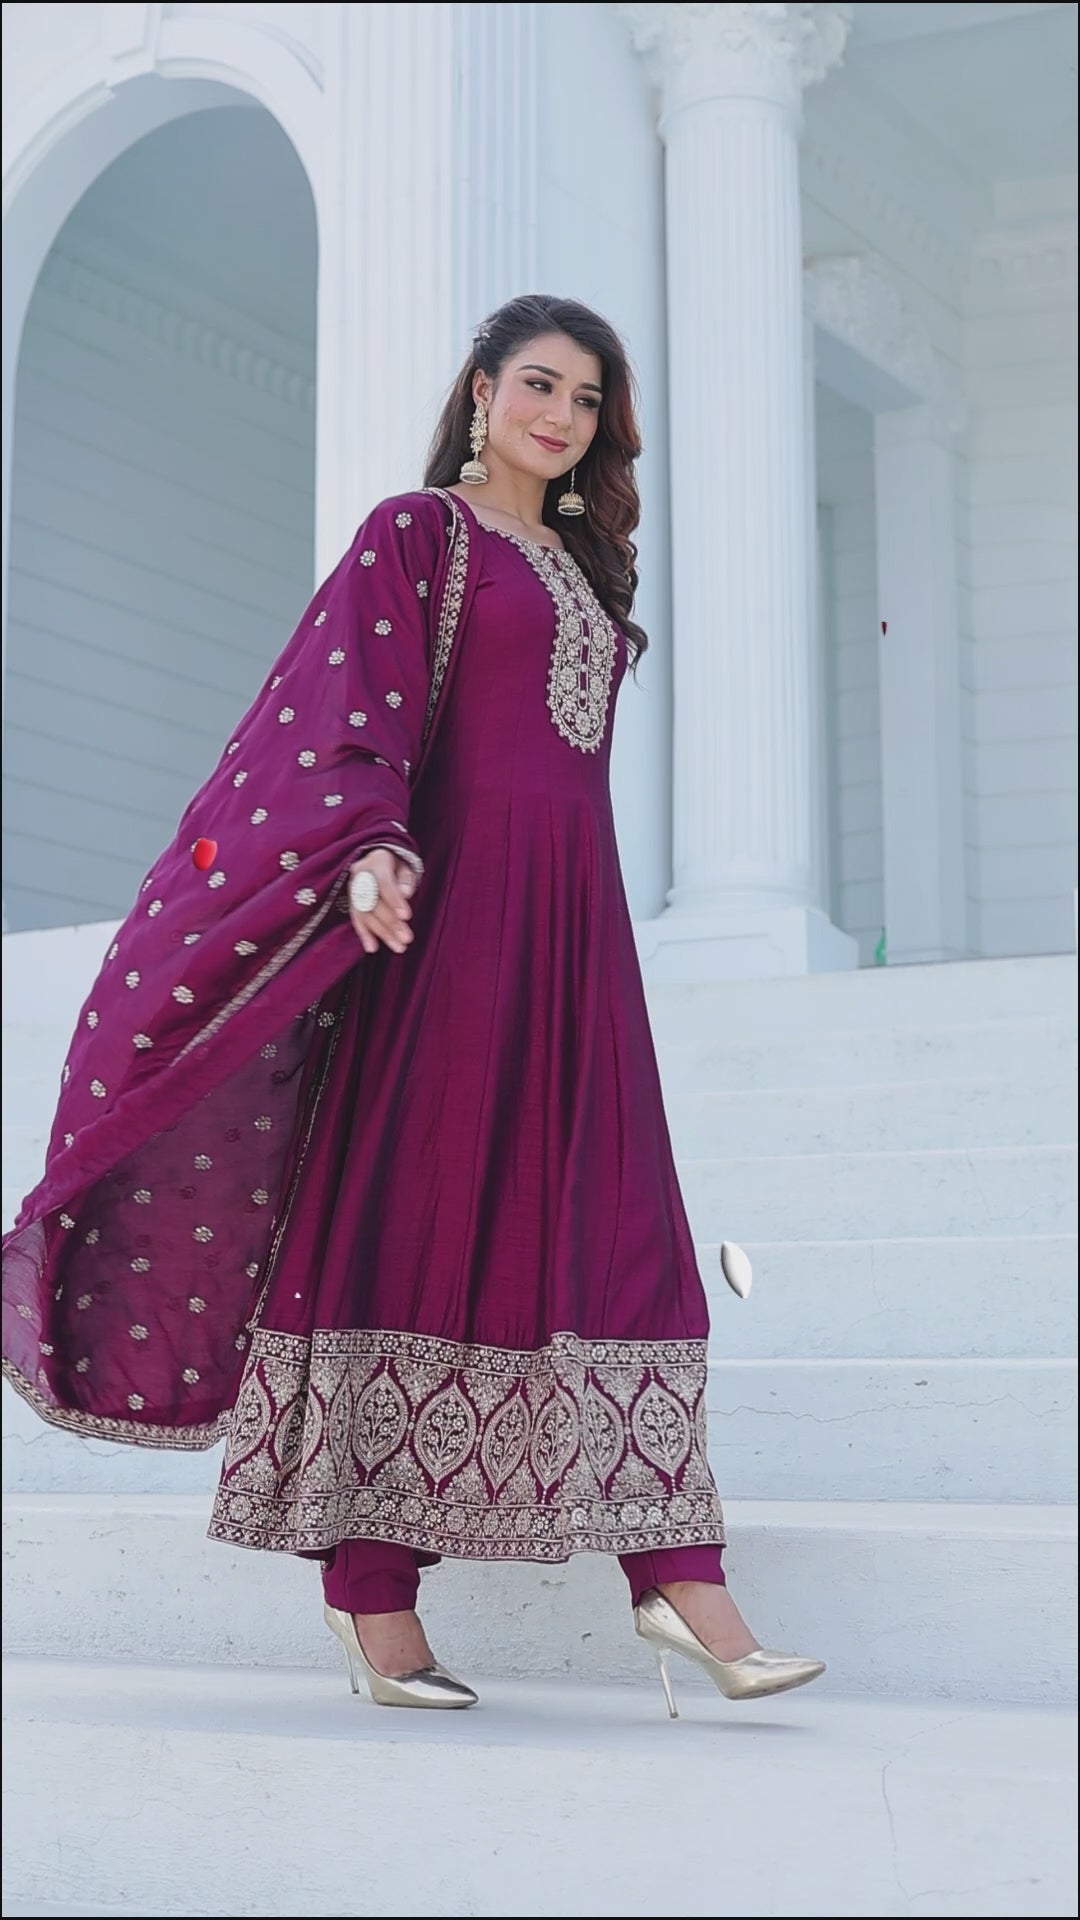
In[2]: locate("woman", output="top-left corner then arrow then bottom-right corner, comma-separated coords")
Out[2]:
3,294 -> 824,1716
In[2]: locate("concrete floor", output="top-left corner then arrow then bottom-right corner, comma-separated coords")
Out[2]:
3,1658 -> 1076,1918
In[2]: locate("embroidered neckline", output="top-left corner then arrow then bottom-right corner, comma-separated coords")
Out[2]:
480,521 -> 570,559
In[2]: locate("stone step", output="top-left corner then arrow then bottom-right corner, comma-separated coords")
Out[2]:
2,1493 -> 1076,1706
680,1144 -> 1077,1242
644,953 -> 1077,1041
667,1073 -> 1077,1155
7,1357 -> 1075,1504
699,1234 -> 1078,1360
706,1357 -> 1076,1503
3,1657 -> 1075,1919
657,1013 -> 1077,1091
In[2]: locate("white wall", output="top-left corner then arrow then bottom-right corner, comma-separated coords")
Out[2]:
816,385 -> 883,968
959,232 -> 1078,958
3,107 -> 316,932
535,1 -> 672,922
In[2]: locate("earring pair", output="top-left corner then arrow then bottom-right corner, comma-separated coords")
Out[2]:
459,401 -> 585,517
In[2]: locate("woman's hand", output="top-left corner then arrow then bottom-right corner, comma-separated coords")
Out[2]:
347,849 -> 418,956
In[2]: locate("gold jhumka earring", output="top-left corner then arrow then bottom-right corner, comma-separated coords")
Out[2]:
557,468 -> 585,518
459,401 -> 489,485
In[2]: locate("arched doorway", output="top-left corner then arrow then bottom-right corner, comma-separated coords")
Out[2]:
3,104 -> 317,931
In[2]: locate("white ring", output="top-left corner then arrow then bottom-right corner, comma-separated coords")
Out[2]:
349,870 -> 380,915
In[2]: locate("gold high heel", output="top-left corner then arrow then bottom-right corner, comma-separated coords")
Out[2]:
634,1590 -> 825,1718
323,1604 -> 479,1710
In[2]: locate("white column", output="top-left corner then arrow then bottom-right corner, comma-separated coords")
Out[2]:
315,2 -> 537,574
622,2 -> 855,981
873,405 -> 967,963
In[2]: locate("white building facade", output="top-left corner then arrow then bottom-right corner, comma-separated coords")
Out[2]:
2,0 -> 1077,980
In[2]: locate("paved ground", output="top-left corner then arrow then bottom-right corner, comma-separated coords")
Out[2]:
3,1658 -> 1077,1917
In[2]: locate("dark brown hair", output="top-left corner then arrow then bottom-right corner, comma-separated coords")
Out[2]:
424,294 -> 647,662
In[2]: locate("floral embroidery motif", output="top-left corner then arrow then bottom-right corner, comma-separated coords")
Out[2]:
279,852 -> 300,871
194,1154 -> 213,1170
360,550 -> 376,566
208,872 -> 226,890
348,712 -> 367,729
422,488 -> 470,739
328,649 -> 345,666
90,1080 -> 106,1098
108,943 -> 119,961
183,934 -> 200,946
233,770 -> 248,788
495,532 -> 619,753
385,690 -> 403,709
172,985 -> 195,1004
63,1133 -> 74,1147
133,1034 -> 153,1049
375,619 -> 393,636
323,794 -> 343,808
125,972 -> 140,989
314,611 -> 328,627
182,1369 -> 201,1385
395,511 -> 413,528
278,708 -> 295,725
209,1327 -> 724,1559
86,1011 -> 98,1029
189,1297 -> 206,1313
227,742 -> 240,755
298,750 -> 317,766
59,1214 -> 75,1230
235,940 -> 257,957
417,580 -> 429,598
294,887 -> 317,907
129,1324 -> 149,1341
147,900 -> 163,917
128,1393 -> 145,1411
250,809 -> 268,825
193,1226 -> 214,1244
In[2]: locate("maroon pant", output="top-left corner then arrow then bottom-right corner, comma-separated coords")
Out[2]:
323,1538 -> 725,1612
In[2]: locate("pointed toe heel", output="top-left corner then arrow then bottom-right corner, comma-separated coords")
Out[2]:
323,1604 -> 479,1710
634,1592 -> 825,1714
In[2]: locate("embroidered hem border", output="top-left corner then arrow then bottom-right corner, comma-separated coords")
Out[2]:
207,1325 -> 726,1559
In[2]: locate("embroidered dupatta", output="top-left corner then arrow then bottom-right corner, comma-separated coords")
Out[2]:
2,488 -> 479,1448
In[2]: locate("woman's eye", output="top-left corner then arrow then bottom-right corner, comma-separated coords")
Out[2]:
527,379 -> 552,393
577,396 -> 600,410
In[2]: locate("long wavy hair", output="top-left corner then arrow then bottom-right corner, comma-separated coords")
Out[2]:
424,294 -> 647,663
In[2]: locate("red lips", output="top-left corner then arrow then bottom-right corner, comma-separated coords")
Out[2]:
192,838 -> 218,871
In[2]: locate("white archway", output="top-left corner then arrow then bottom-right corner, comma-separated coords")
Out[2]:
1,7 -> 325,727
3,31 -> 319,929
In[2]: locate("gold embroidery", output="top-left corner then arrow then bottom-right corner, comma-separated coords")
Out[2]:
423,487 -> 470,740
494,531 -> 619,753
210,1326 -> 724,1560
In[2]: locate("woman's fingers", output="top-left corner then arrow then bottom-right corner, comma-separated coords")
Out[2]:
347,851 -> 421,955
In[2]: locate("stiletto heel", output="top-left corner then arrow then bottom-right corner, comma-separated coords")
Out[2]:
323,1604 -> 479,1710
654,1647 -> 679,1720
635,1591 -> 825,1711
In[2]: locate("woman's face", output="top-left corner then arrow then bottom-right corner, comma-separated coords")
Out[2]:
475,331 -> 602,482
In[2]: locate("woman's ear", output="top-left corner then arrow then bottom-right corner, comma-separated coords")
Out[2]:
472,371 -> 492,408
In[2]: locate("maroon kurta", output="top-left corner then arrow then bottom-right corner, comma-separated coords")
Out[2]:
4,488 -> 725,1564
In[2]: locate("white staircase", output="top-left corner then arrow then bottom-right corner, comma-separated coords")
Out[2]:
3,936 -> 1076,1707
3,935 -> 1077,1918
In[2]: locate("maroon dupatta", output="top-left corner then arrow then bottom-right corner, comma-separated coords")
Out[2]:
3,487 -> 480,1449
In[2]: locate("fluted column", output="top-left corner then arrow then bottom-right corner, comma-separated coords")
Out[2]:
315,3 -> 537,571
622,3 -> 856,980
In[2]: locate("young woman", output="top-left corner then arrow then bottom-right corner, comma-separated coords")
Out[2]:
3,295 -> 824,1716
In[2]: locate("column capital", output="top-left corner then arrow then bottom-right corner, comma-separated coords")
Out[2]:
618,2 -> 851,126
